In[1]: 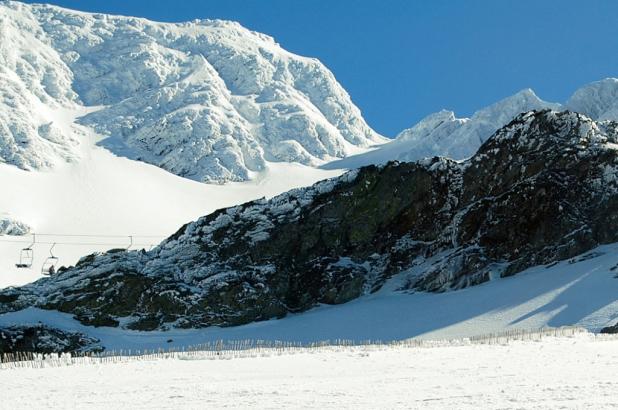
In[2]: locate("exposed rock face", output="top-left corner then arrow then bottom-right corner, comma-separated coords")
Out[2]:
2,110 -> 618,330
0,325 -> 103,354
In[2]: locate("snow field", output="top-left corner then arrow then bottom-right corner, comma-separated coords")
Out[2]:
1,330 -> 617,409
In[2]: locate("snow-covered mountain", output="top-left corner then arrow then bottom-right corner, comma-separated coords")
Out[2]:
3,1 -> 618,184
395,88 -> 560,160
326,81 -> 618,170
325,89 -> 559,169
0,1 -> 383,183
2,2 -> 618,360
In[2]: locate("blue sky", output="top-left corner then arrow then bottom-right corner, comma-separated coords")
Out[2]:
21,0 -> 618,137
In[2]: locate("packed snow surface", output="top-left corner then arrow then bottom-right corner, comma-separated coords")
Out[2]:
2,333 -> 617,409
0,1 -> 383,182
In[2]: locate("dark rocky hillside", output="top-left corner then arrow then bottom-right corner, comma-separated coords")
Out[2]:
2,110 -> 618,331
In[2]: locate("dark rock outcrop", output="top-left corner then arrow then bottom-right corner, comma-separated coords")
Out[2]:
0,325 -> 103,354
2,110 -> 618,331
600,322 -> 618,334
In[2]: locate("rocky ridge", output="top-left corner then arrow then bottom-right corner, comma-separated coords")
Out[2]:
1,110 -> 618,331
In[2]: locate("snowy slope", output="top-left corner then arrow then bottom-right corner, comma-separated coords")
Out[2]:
0,1 -> 383,183
0,3 -> 79,170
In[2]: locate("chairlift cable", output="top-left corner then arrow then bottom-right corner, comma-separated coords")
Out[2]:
0,238 -> 158,247
32,233 -> 165,238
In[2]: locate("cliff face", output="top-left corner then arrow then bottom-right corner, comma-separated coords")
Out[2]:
2,110 -> 618,331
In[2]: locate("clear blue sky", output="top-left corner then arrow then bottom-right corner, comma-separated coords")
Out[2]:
22,0 -> 618,137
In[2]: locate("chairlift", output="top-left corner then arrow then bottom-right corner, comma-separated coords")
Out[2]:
15,234 -> 35,269
41,243 -> 59,276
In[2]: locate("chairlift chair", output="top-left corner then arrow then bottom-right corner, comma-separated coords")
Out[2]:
41,243 -> 59,276
15,234 -> 35,269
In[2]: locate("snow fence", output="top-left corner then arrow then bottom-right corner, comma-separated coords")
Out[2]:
1,326 -> 612,370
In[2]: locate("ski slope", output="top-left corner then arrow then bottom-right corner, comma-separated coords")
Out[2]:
1,242 -> 617,349
0,106 -> 344,288
1,333 -> 617,409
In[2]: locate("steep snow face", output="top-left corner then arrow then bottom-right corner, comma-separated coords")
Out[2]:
566,78 -> 618,122
0,2 -> 383,183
